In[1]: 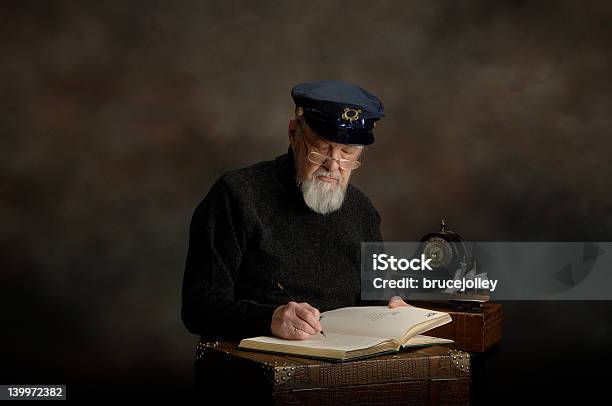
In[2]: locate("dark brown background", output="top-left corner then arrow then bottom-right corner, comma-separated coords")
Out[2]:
2,0 -> 611,402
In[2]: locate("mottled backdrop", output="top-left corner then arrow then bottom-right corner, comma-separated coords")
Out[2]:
2,0 -> 611,401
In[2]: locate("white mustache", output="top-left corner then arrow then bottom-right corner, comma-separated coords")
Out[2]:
313,168 -> 340,181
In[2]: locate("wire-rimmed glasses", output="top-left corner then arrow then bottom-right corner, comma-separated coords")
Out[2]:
297,121 -> 362,171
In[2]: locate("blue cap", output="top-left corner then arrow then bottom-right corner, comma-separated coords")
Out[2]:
291,80 -> 385,145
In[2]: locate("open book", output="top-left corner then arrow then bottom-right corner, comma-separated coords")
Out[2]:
238,306 -> 453,361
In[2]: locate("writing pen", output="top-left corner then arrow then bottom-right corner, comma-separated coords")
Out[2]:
276,282 -> 326,338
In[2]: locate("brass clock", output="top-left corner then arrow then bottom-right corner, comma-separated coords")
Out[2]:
417,219 -> 472,278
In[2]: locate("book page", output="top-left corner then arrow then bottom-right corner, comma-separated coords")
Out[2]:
320,306 -> 451,342
240,333 -> 390,352
401,334 -> 454,348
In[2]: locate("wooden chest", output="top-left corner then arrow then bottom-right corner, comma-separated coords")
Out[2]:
418,303 -> 503,353
194,341 -> 470,405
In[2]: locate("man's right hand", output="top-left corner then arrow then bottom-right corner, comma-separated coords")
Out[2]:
271,301 -> 323,340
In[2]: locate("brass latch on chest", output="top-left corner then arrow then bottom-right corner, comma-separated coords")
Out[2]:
448,349 -> 470,372
262,361 -> 297,385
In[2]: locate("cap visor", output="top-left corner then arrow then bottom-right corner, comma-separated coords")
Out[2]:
305,117 -> 374,145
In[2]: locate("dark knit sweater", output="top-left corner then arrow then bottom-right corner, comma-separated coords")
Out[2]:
181,147 -> 382,340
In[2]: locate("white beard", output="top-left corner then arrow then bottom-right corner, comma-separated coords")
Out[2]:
299,168 -> 347,215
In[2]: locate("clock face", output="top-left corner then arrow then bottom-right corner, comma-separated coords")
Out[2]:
422,237 -> 454,269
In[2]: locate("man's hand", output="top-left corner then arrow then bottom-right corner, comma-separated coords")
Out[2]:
271,301 -> 323,340
388,296 -> 411,309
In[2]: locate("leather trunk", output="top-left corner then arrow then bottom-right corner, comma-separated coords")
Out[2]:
417,303 -> 503,353
194,341 -> 470,405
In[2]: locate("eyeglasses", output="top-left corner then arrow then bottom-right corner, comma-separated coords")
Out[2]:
297,120 -> 362,171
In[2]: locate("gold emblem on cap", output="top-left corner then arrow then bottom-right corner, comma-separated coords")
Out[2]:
341,107 -> 362,122
296,106 -> 304,117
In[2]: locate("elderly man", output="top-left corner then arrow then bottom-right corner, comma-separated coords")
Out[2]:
181,80 -> 408,342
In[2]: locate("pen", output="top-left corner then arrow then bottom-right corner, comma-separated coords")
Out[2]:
276,282 -> 326,338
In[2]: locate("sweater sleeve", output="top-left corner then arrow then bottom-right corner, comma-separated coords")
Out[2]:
356,205 -> 385,306
181,178 -> 277,340
370,207 -> 383,243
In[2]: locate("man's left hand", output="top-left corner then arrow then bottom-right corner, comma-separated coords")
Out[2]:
388,296 -> 411,308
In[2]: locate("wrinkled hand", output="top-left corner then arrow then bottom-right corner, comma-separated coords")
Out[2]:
271,302 -> 322,340
388,296 -> 411,309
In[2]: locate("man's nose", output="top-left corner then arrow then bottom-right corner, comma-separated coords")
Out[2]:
323,150 -> 342,173
324,157 -> 340,173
